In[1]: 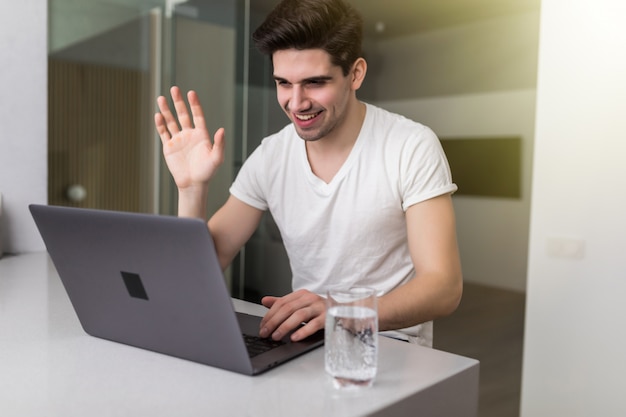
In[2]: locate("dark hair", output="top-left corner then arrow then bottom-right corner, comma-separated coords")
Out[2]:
252,0 -> 363,76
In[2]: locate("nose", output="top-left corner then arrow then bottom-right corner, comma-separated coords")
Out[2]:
288,85 -> 310,113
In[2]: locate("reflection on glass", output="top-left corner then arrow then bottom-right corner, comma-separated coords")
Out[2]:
48,0 -> 165,213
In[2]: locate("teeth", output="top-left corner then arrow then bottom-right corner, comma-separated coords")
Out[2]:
295,112 -> 320,121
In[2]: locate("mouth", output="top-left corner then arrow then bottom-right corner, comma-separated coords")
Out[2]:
294,111 -> 323,122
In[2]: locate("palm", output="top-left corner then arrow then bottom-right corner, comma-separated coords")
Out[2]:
163,127 -> 223,189
155,87 -> 225,190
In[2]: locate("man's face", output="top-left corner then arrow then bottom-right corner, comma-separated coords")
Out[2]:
272,49 -> 355,142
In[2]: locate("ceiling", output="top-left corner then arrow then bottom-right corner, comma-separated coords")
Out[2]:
253,0 -> 541,40
50,0 -> 541,53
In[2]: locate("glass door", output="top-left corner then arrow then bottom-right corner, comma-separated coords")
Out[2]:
48,0 -> 166,213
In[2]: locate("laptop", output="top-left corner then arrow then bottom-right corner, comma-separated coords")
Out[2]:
29,204 -> 324,376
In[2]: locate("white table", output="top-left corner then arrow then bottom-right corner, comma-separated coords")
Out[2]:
0,252 -> 479,416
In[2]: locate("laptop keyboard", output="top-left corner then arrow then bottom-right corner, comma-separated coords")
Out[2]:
243,334 -> 285,357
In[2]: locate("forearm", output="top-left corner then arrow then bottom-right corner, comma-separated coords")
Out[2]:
207,196 -> 264,270
377,272 -> 462,331
177,184 -> 209,220
379,194 -> 463,330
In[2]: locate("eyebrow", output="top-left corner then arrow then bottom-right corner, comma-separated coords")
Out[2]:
273,75 -> 334,84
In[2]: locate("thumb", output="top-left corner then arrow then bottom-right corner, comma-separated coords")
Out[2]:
212,127 -> 225,151
210,127 -> 226,167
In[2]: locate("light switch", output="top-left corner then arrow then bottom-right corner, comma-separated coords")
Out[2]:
0,192 -> 3,258
546,237 -> 585,259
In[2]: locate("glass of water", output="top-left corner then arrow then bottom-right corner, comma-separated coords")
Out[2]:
325,287 -> 378,389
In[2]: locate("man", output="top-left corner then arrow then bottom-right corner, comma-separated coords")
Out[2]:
154,0 -> 462,346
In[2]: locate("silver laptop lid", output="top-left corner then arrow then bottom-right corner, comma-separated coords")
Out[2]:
30,204 -> 255,375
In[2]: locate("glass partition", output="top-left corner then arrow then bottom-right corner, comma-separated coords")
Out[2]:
167,0 -> 288,299
48,0 -> 166,213
47,0 -> 291,297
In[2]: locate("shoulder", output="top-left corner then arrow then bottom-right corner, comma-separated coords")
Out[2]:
363,103 -> 439,150
243,123 -> 301,175
258,124 -> 298,152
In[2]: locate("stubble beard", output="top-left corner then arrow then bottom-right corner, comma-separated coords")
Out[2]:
293,108 -> 347,143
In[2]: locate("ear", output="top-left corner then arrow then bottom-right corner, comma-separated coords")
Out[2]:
350,57 -> 367,90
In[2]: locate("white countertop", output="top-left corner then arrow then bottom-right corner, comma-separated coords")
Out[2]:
0,252 -> 479,417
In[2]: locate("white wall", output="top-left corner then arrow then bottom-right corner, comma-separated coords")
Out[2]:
521,0 -> 626,415
366,11 -> 539,101
0,0 -> 47,254
380,90 -> 535,292
370,11 -> 539,292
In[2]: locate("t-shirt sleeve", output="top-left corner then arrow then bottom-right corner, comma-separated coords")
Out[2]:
400,125 -> 457,211
229,145 -> 269,211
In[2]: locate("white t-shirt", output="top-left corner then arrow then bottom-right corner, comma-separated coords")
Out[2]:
230,103 -> 457,345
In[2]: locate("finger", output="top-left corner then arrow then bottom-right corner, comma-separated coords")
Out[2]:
156,94 -> 180,135
209,127 -> 226,167
273,305 -> 323,342
261,296 -> 278,309
259,296 -> 282,337
290,315 -> 325,342
154,113 -> 171,145
187,90 -> 208,131
260,293 -> 302,327
172,87 -> 193,129
212,127 -> 226,151
259,291 -> 320,340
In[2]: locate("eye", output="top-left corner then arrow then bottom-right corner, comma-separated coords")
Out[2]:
305,79 -> 326,88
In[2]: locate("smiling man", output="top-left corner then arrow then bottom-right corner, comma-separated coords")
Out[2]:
154,0 -> 462,346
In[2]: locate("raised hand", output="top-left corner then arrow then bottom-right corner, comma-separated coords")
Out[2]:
154,86 -> 225,190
